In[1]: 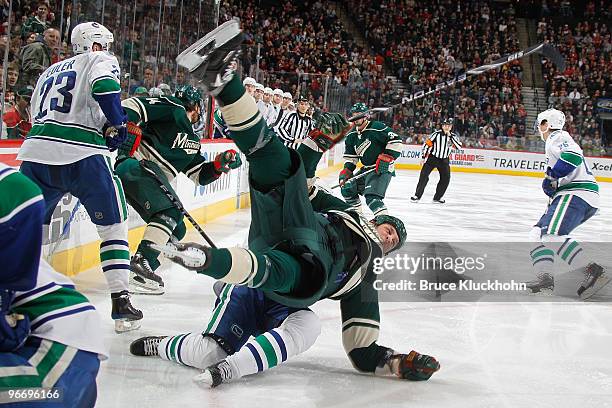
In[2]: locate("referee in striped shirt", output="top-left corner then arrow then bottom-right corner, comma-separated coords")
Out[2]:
411,118 -> 462,203
275,96 -> 313,149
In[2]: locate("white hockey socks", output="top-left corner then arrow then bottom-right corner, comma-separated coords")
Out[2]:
225,310 -> 321,379
97,222 -> 130,293
158,333 -> 227,369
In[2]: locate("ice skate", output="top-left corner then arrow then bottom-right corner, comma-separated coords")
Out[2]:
176,19 -> 244,95
577,263 -> 610,300
130,336 -> 167,356
130,252 -> 165,295
525,273 -> 555,294
410,196 -> 420,202
432,198 -> 445,204
111,291 -> 143,333
194,360 -> 235,388
152,242 -> 211,271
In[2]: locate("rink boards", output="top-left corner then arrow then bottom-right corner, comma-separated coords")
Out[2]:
1,140 -> 610,276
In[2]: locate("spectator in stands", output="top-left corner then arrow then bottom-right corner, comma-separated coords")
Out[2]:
21,1 -> 52,39
2,86 -> 33,139
17,27 -> 59,88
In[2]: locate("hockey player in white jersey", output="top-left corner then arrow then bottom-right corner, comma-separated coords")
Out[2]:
526,108 -> 608,298
0,163 -> 107,407
17,22 -> 143,332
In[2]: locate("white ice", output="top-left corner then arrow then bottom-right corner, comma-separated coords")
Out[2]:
72,170 -> 612,408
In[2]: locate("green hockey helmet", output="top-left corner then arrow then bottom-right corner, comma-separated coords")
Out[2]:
349,102 -> 368,116
175,85 -> 203,110
373,214 -> 406,253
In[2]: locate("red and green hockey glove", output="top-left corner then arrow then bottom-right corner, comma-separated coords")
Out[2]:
308,112 -> 351,151
117,121 -> 142,157
338,167 -> 353,186
375,153 -> 395,174
384,350 -> 440,381
214,149 -> 242,174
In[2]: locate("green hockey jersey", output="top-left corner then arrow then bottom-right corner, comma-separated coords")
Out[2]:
121,96 -> 214,183
343,120 -> 403,171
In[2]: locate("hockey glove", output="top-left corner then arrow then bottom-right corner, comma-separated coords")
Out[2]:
542,167 -> 559,198
381,350 -> 440,381
338,167 -> 353,187
0,289 -> 31,352
375,153 -> 395,174
105,123 -> 128,152
214,149 -> 242,174
117,122 -> 142,157
308,112 -> 351,151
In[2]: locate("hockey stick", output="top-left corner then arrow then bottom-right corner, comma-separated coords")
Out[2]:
139,161 -> 218,248
330,168 -> 376,189
350,42 -> 566,120
47,200 -> 81,259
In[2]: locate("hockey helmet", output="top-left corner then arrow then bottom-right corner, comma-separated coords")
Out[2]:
535,108 -> 565,139
349,102 -> 369,116
175,85 -> 203,110
373,214 -> 406,253
536,108 -> 565,130
71,22 -> 114,54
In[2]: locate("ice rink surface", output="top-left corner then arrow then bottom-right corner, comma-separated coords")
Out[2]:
73,170 -> 612,408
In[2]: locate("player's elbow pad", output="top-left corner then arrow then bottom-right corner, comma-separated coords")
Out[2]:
94,93 -> 128,127
550,160 -> 577,179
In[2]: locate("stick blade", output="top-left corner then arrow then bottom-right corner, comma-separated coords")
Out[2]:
540,43 -> 566,71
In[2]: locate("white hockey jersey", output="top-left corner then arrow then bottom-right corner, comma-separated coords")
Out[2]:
18,51 -> 122,165
264,103 -> 281,126
545,130 -> 599,208
12,259 -> 108,360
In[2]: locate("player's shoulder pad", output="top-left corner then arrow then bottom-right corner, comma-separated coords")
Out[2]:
89,50 -> 120,65
369,120 -> 389,131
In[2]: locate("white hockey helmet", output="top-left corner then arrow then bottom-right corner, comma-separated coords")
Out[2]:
273,88 -> 283,96
282,92 -> 292,100
254,83 -> 264,91
536,108 -> 565,139
71,22 -> 114,54
264,87 -> 273,95
243,77 -> 256,86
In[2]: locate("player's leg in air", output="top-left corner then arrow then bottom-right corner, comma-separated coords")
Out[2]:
527,194 -> 606,298
129,283 -> 320,388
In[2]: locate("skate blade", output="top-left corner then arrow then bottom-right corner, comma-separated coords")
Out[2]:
152,243 -> 207,269
176,19 -> 241,72
579,274 -> 611,300
193,370 -> 215,388
129,275 -> 165,295
114,319 -> 141,334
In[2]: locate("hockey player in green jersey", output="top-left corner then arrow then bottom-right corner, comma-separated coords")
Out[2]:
339,103 -> 403,217
129,21 -> 439,387
114,85 -> 242,294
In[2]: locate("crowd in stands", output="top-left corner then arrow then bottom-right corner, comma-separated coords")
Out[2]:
339,0 -> 530,146
1,0 -> 609,155
219,0 -> 396,112
536,0 -> 610,155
